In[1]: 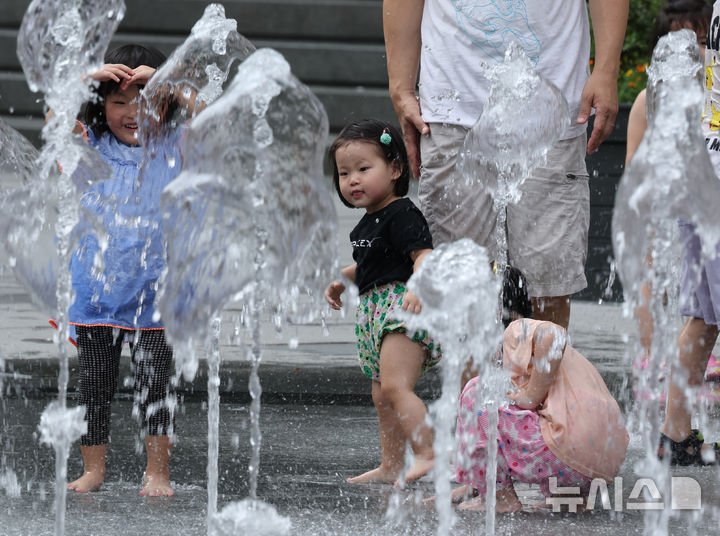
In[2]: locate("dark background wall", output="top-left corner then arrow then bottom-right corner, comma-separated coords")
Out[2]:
0,0 -> 625,301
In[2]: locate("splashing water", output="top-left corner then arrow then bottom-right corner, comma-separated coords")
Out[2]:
210,498 -> 291,536
10,2 -> 124,534
157,45 -> 336,529
18,0 -> 123,196
0,120 -> 58,310
38,402 -> 88,452
37,402 -> 88,533
0,466 -> 21,499
614,30 -> 720,288
0,119 -> 110,312
455,42 -> 570,266
612,29 -> 720,535
138,3 -> 256,144
400,239 -> 501,535
158,47 -> 336,380
207,316 -> 222,520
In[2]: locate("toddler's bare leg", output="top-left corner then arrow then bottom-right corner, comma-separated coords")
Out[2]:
140,435 -> 174,496
67,444 -> 107,492
347,380 -> 405,483
379,333 -> 433,484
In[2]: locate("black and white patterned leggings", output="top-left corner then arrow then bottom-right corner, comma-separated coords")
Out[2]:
75,326 -> 176,446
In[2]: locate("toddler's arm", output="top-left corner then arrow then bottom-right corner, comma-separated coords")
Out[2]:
401,248 -> 431,314
507,323 -> 567,410
325,264 -> 356,310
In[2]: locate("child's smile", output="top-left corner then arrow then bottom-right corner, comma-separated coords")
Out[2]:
104,85 -> 141,146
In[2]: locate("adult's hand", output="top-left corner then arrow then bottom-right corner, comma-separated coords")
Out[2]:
584,0 -> 628,154
392,91 -> 429,179
576,69 -> 618,155
384,0 -> 425,177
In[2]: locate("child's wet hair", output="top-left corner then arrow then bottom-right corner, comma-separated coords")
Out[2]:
329,119 -> 411,208
501,265 -> 533,328
652,0 -> 712,47
84,44 -> 167,137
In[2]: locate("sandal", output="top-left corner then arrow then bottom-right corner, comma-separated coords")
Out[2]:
658,429 -> 720,466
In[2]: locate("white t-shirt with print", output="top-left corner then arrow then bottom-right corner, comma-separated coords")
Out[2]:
418,0 -> 590,140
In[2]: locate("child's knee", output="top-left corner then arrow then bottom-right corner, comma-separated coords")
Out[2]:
379,380 -> 412,404
372,383 -> 390,406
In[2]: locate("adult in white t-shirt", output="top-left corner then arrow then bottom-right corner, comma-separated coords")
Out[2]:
383,0 -> 628,328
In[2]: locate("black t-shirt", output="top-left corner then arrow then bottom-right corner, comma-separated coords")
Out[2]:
350,198 -> 433,294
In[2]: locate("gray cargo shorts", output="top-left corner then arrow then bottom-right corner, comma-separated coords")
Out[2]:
419,123 -> 589,298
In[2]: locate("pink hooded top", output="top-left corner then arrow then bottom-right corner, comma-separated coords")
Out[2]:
503,319 -> 629,481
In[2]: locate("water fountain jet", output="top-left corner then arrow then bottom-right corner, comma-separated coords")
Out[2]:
613,29 -> 720,535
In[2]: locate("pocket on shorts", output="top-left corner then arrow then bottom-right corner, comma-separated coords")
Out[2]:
564,172 -> 589,184
562,173 -> 590,198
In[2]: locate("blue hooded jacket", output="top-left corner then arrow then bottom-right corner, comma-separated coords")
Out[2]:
68,126 -> 183,329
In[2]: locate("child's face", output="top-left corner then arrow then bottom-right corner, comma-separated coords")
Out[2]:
104,85 -> 141,146
673,21 -> 708,56
335,141 -> 400,213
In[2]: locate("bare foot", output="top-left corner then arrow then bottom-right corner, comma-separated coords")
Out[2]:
457,488 -> 522,513
141,435 -> 174,496
398,456 -> 434,486
424,485 -> 478,504
456,496 -> 486,511
346,465 -> 400,484
67,471 -> 104,493
140,473 -> 174,497
68,444 -> 107,493
451,485 -> 478,504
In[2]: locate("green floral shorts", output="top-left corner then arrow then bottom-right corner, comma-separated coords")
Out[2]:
355,281 -> 442,381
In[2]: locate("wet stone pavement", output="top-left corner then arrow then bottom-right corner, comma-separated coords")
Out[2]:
2,397 -> 720,536
2,198 -> 720,534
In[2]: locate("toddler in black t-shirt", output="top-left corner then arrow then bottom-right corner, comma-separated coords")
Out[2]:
325,119 -> 441,485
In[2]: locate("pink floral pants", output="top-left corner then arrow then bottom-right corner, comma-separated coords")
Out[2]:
455,376 -> 591,496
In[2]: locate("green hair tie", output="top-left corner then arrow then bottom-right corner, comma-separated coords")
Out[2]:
380,130 -> 392,145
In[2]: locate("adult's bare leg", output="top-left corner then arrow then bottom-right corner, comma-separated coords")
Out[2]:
531,295 -> 570,329
662,318 -> 719,444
